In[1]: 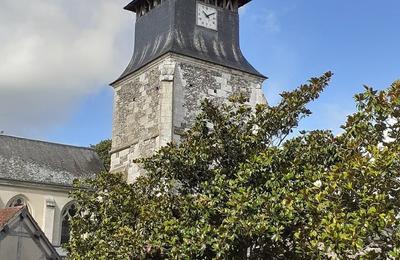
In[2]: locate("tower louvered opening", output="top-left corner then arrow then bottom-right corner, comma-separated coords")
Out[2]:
126,0 -> 251,17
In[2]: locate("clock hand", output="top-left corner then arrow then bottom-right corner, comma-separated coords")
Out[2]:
206,12 -> 216,17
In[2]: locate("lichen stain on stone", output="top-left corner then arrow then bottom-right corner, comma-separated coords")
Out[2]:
113,67 -> 161,151
175,60 -> 262,134
111,55 -> 265,179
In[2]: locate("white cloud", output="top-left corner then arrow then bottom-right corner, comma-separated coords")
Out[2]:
262,11 -> 280,33
0,0 -> 134,136
242,8 -> 281,33
239,5 -> 248,16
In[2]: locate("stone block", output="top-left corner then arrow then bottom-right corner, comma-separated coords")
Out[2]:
110,54 -> 266,176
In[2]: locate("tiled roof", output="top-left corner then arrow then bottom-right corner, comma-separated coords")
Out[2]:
0,206 -> 61,259
0,135 -> 104,186
0,206 -> 23,229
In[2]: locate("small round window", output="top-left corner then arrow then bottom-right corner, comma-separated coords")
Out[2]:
8,197 -> 25,207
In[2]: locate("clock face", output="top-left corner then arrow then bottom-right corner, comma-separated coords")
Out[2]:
197,3 -> 218,31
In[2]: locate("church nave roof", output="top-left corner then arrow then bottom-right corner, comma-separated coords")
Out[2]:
0,135 -> 104,187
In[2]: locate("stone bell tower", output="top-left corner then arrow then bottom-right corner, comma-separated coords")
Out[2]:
110,0 -> 267,181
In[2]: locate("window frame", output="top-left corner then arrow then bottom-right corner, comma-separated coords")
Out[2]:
5,194 -> 32,214
59,201 -> 77,245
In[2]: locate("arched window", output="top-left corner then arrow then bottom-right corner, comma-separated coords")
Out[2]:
60,202 -> 77,245
6,195 -> 31,212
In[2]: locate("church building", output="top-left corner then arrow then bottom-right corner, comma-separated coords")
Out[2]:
0,0 -> 266,257
0,135 -> 104,256
110,0 -> 267,182
0,206 -> 61,259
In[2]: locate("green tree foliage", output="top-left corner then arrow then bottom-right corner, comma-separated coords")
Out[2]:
91,139 -> 112,171
67,74 -> 400,259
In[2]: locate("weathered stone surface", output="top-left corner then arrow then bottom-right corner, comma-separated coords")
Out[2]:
110,53 -> 266,181
112,66 -> 161,151
174,57 -> 265,135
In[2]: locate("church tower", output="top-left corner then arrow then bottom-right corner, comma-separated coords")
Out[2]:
110,0 -> 267,181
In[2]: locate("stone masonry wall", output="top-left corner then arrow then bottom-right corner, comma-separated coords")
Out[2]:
173,56 -> 266,136
110,54 -> 266,182
111,62 -> 163,180
112,67 -> 161,150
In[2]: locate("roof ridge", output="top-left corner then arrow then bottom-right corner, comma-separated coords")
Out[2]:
0,206 -> 61,259
0,134 -> 95,151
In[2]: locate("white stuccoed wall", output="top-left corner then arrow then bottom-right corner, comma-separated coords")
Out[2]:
0,182 -> 73,246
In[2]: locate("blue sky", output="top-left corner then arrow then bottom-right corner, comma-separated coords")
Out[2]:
1,0 -> 399,147
241,0 -> 399,134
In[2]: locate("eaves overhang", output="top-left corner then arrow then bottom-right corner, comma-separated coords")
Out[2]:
124,0 -> 252,12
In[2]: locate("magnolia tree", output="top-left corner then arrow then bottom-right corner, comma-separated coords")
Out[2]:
66,73 -> 400,259
91,139 -> 112,172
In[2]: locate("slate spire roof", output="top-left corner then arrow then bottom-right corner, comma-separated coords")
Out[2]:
0,135 -> 104,186
112,0 -> 265,85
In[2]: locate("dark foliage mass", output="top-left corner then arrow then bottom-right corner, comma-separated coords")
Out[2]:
91,139 -> 111,172
68,74 -> 400,259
